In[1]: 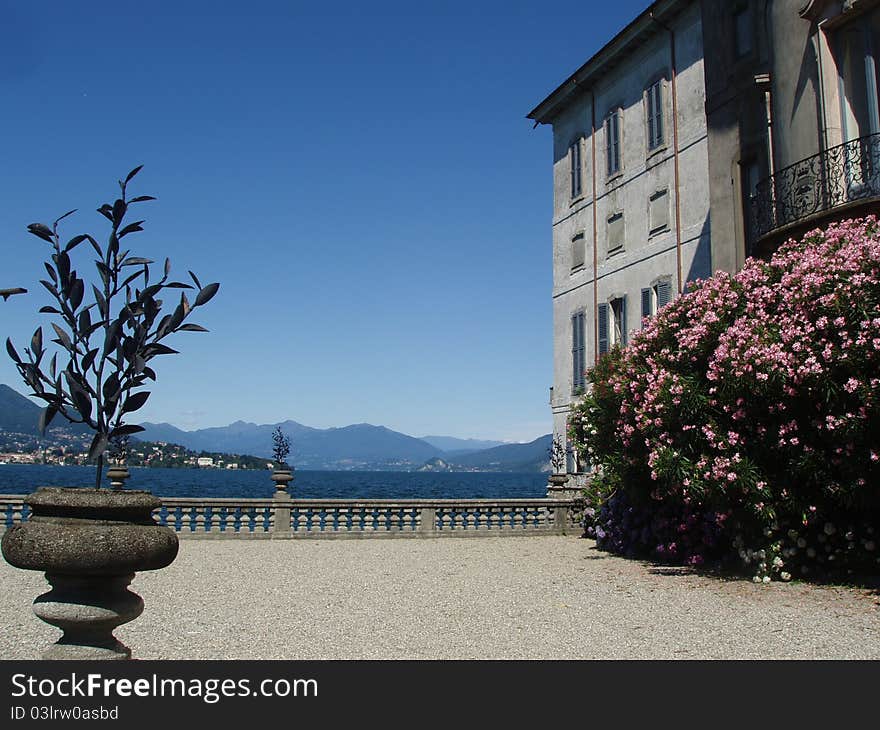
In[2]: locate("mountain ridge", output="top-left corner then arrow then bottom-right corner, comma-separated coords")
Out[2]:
0,384 -> 549,472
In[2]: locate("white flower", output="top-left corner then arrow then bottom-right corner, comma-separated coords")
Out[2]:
762,576 -> 771,584
772,556 -> 784,568
824,523 -> 836,536
780,572 -> 791,581
752,576 -> 762,584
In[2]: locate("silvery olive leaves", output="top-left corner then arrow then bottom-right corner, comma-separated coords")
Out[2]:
5,167 -> 220,485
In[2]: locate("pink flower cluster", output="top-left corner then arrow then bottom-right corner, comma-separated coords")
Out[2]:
571,216 -> 880,535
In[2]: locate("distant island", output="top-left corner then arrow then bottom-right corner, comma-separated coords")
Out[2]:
0,384 -> 551,473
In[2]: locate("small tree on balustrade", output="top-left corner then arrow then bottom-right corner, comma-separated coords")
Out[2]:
272,427 -> 291,469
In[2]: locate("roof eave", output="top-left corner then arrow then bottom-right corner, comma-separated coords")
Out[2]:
526,0 -> 690,125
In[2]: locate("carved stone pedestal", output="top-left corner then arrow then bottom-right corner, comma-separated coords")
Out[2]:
1,487 -> 178,660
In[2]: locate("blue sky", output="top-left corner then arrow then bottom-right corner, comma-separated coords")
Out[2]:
0,0 -> 648,442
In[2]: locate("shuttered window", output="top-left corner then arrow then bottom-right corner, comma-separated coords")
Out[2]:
611,296 -> 627,347
607,211 -> 625,253
649,188 -> 669,235
641,287 -> 652,323
570,140 -> 582,199
656,278 -> 672,309
571,311 -> 586,391
606,110 -> 621,177
646,80 -> 664,150
641,278 -> 674,328
597,303 -> 609,356
571,232 -> 585,270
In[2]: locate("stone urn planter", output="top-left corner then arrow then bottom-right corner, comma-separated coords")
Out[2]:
1,487 -> 178,660
270,467 -> 294,493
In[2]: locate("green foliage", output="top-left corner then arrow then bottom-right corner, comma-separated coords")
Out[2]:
6,167 -> 220,487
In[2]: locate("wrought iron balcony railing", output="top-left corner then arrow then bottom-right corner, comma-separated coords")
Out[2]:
750,132 -> 880,245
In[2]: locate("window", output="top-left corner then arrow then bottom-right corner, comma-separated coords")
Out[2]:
570,231 -> 585,271
641,278 -> 673,326
571,311 -> 587,391
733,6 -> 752,58
569,139 -> 583,199
646,79 -> 665,150
606,110 -> 621,177
607,211 -> 625,254
610,297 -> 627,347
649,189 -> 670,235
597,296 -> 627,356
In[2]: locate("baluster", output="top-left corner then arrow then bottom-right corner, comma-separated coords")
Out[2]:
465,509 -> 477,531
363,510 -> 375,532
194,507 -> 207,534
297,509 -> 309,534
257,507 -> 269,532
337,508 -> 349,532
351,508 -> 363,533
209,508 -> 222,534
453,510 -> 464,532
239,509 -> 253,534
180,507 -> 192,533
388,510 -> 400,532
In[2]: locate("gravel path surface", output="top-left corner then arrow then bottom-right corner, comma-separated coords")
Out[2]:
2,536 -> 878,660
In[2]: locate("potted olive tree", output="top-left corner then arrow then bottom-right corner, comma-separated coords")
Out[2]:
269,426 -> 294,492
1,167 -> 219,660
548,436 -> 569,487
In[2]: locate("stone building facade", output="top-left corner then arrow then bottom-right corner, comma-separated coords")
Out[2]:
703,0 -> 880,269
528,0 -> 712,479
530,0 -> 880,486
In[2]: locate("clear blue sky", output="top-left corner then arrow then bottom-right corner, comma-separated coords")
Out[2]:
0,0 -> 648,442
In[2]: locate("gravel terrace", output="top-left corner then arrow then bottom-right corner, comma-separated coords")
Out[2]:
1,536 -> 878,660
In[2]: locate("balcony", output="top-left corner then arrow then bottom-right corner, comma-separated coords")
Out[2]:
750,133 -> 880,252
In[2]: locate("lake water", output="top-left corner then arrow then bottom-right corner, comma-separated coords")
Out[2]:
0,464 -> 549,499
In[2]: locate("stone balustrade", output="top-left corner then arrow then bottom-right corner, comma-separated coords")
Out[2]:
1,494 -> 583,539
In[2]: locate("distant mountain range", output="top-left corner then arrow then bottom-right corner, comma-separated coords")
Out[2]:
0,384 -> 551,472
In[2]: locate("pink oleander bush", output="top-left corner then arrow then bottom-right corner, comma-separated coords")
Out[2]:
570,216 -> 880,581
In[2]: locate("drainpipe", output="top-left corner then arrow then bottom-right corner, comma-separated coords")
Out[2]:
651,10 -> 684,295
757,74 -> 776,177
591,89 -> 599,365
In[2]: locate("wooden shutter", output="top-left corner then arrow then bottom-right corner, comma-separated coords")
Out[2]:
649,189 -> 669,235
619,295 -> 628,347
606,112 -> 620,176
597,303 -> 609,356
654,82 -> 664,147
647,81 -> 664,149
657,279 -> 672,309
570,141 -> 581,198
571,233 -> 585,270
641,287 -> 652,324
572,312 -> 585,389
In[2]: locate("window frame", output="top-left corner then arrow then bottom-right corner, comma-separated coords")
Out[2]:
648,188 -> 670,237
606,210 -> 625,256
641,277 -> 673,326
571,309 -> 587,392
605,108 -> 622,180
570,230 -> 586,272
645,77 -> 666,152
569,137 -> 584,201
